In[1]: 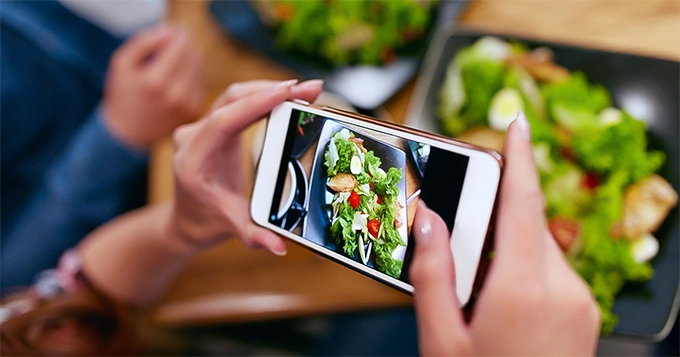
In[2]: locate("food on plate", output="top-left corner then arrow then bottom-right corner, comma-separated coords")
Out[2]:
437,36 -> 679,334
327,173 -> 358,193
324,128 -> 406,278
611,175 -> 678,239
251,0 -> 438,66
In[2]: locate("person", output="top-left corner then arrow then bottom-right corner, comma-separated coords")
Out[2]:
0,79 -> 600,355
1,0 -> 206,291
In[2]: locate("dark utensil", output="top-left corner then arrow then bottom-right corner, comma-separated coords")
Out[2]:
270,159 -> 308,231
406,27 -> 679,341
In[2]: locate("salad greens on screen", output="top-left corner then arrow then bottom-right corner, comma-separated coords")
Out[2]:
252,0 -> 438,66
324,129 -> 406,278
437,36 -> 678,334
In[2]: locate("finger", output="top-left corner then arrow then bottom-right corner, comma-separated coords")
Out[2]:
145,28 -> 193,83
183,82 -> 296,176
211,79 -> 324,111
214,190 -> 287,256
291,79 -> 324,103
210,80 -> 282,110
410,201 -> 468,351
167,49 -> 206,118
114,24 -> 174,67
494,112 -> 547,273
247,227 -> 288,256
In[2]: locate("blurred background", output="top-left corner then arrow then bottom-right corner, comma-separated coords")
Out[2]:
1,0 -> 678,355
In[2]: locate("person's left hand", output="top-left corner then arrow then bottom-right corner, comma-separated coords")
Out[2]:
103,24 -> 206,149
168,79 -> 323,255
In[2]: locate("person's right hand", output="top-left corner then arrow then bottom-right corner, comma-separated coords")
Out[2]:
409,112 -> 600,356
102,24 -> 206,149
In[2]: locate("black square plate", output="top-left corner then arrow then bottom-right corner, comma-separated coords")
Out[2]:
406,28 -> 680,341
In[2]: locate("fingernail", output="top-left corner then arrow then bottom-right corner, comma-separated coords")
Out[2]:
414,202 -> 433,244
296,79 -> 324,89
270,246 -> 287,256
269,79 -> 299,92
515,111 -> 531,140
417,222 -> 433,244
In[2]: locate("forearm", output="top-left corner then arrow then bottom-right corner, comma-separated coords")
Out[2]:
78,201 -> 200,306
0,107 -> 147,290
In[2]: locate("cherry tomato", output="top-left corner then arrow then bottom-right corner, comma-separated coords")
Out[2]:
367,219 -> 380,238
582,171 -> 599,190
376,195 -> 382,204
348,191 -> 361,209
369,182 -> 374,189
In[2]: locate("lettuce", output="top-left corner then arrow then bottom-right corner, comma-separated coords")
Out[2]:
364,151 -> 382,178
542,71 -> 611,123
542,161 -> 591,218
569,172 -> 654,334
572,111 -> 665,183
372,167 -> 402,201
439,59 -> 506,136
325,133 -> 357,176
330,200 -> 357,256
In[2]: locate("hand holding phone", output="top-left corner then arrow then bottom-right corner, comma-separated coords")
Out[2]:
410,116 -> 600,356
169,80 -> 323,253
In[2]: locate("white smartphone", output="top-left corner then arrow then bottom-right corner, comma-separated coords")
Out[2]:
251,100 -> 502,306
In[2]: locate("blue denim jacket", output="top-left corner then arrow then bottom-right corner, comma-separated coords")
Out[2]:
1,1 -> 148,292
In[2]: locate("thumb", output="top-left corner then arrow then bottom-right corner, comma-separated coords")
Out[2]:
246,226 -> 288,257
115,24 -> 174,67
410,201 -> 468,352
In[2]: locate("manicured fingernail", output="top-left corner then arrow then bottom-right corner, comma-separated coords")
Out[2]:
515,111 -> 531,140
418,222 -> 432,244
415,202 -> 433,244
296,79 -> 324,89
269,79 -> 299,92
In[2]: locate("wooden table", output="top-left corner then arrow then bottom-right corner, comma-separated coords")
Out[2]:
148,0 -> 680,327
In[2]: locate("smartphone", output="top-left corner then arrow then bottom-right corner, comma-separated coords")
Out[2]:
251,100 -> 502,306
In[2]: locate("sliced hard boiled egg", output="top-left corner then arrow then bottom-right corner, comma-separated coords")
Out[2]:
598,107 -> 622,127
350,156 -> 362,175
473,36 -> 512,62
630,233 -> 659,263
488,88 -> 524,131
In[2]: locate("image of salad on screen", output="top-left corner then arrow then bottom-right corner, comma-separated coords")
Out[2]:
436,36 -> 679,334
324,128 -> 407,278
251,0 -> 439,66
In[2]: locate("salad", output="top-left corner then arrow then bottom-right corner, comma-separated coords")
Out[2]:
324,128 -> 406,278
251,0 -> 438,66
437,36 -> 678,334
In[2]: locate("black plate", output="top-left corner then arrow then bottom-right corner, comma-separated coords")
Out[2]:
208,0 -> 469,109
302,120 -> 408,272
405,28 -> 680,341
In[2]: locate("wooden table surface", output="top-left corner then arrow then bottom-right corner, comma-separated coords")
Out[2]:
148,0 -> 680,327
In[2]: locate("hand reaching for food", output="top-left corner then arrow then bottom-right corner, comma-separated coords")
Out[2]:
409,113 -> 600,356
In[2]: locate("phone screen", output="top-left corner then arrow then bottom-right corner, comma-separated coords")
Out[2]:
268,109 -> 470,282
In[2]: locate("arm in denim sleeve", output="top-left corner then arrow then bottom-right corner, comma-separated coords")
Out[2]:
1,105 -> 148,291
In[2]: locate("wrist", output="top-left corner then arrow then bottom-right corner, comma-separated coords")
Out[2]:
162,203 -> 220,255
100,103 -> 149,150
